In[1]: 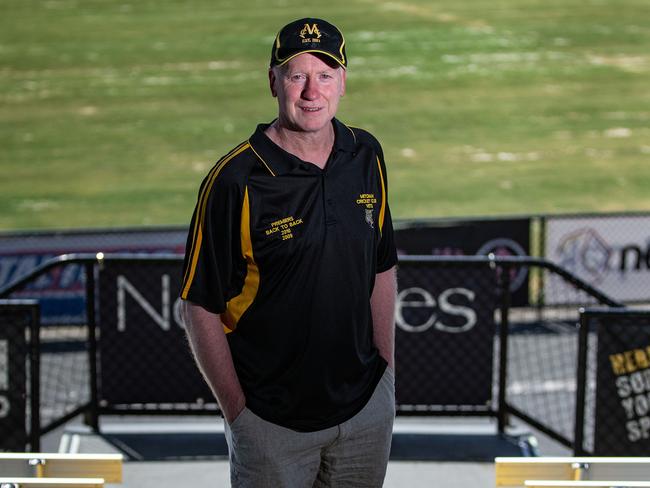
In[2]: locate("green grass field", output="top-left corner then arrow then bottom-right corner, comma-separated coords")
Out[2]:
1,0 -> 649,230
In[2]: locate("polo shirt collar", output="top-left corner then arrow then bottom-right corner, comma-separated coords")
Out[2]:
249,118 -> 357,176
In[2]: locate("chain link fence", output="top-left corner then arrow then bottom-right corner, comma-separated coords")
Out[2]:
39,323 -> 91,431
1,211 -> 648,325
0,300 -> 39,452
0,261 -> 93,451
501,260 -> 622,449
0,252 -> 634,455
0,227 -> 187,326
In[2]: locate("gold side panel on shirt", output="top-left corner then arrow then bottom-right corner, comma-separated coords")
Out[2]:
181,142 -> 250,299
376,156 -> 387,235
222,186 -> 259,333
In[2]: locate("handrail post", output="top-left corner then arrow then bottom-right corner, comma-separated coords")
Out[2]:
85,261 -> 100,433
29,303 -> 41,452
574,308 -> 589,455
497,260 -> 512,434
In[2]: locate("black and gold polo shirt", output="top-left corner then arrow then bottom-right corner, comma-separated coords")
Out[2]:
180,118 -> 397,432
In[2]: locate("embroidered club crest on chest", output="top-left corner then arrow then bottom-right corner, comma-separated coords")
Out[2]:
356,193 -> 377,230
365,208 -> 374,229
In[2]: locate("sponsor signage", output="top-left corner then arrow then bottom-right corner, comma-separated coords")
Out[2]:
395,218 -> 530,306
98,260 -> 213,404
0,228 -> 187,324
545,216 -> 650,303
0,308 -> 27,451
1,219 -> 531,323
98,258 -> 498,410
395,263 -> 497,407
594,314 -> 650,455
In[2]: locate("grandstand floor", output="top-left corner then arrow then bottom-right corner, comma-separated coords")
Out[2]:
39,415 -> 570,487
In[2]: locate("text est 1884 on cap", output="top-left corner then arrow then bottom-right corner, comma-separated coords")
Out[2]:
271,18 -> 347,69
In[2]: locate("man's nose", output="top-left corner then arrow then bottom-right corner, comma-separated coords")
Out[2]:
301,77 -> 318,100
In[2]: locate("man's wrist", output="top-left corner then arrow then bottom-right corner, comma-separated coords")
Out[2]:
223,396 -> 246,424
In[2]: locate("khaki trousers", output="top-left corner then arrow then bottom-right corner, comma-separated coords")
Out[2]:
224,367 -> 395,488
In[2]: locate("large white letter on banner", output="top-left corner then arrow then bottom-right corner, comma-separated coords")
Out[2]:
117,274 -> 170,331
435,288 -> 477,333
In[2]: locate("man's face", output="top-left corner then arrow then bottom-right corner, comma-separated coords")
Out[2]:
269,53 -> 346,134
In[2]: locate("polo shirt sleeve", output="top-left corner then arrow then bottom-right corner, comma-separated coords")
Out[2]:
375,146 -> 398,273
180,169 -> 244,314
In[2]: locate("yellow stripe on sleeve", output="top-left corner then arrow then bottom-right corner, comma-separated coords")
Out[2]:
181,142 -> 250,299
249,141 -> 276,176
376,156 -> 387,235
222,186 -> 259,333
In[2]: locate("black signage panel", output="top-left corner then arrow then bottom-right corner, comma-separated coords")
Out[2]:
98,261 -> 213,404
594,314 -> 650,455
0,307 -> 27,451
395,263 -> 497,407
395,218 -> 530,306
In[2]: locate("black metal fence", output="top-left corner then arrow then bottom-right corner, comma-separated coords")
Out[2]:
0,299 -> 40,451
0,253 -> 634,455
0,258 -> 96,452
1,211 -> 648,328
498,266 -> 623,450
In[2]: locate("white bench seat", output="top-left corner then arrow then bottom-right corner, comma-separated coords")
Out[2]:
496,457 -> 650,486
525,481 -> 650,488
0,477 -> 104,488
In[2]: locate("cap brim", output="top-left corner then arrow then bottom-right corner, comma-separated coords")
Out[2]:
274,50 -> 346,69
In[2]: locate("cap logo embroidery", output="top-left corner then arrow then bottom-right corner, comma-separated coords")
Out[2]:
299,23 -> 321,43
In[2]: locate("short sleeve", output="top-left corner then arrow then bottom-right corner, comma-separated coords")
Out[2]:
375,145 -> 398,273
180,170 -> 244,314
377,203 -> 397,272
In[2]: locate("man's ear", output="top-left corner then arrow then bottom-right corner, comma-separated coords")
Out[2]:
340,68 -> 346,97
269,68 -> 278,98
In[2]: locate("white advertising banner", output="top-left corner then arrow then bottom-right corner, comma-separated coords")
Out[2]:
545,216 -> 650,303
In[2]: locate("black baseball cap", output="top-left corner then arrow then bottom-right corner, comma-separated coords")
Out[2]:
270,18 -> 347,69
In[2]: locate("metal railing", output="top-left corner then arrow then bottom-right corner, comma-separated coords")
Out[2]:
0,253 -> 624,452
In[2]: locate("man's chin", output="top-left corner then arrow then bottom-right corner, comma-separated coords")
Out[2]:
290,118 -> 333,134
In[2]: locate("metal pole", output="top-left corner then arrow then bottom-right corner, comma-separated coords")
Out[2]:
497,261 -> 512,434
29,303 -> 41,452
85,261 -> 100,432
573,309 -> 589,455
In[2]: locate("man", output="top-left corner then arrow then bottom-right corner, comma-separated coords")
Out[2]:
180,17 -> 398,487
